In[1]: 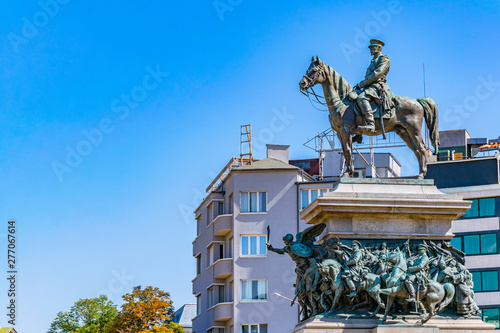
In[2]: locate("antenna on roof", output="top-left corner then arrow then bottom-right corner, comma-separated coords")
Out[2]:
423,63 -> 427,97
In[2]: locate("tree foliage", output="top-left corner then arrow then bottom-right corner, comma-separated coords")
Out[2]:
109,286 -> 184,333
48,295 -> 118,333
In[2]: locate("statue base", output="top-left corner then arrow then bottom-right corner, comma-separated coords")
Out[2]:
300,178 -> 470,240
292,316 -> 495,332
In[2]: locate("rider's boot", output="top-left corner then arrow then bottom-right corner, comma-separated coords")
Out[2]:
405,282 -> 417,302
346,279 -> 357,297
357,99 -> 376,132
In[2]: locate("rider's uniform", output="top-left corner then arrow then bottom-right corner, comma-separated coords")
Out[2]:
357,54 -> 394,112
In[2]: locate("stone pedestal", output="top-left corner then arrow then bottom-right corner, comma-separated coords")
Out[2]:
300,178 -> 471,241
292,316 -> 494,333
295,178 -> 495,332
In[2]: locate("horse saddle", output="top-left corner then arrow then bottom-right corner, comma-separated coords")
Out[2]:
348,91 -> 396,119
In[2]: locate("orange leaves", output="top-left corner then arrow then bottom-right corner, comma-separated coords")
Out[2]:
109,286 -> 182,333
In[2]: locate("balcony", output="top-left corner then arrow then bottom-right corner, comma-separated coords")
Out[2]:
208,258 -> 233,279
210,302 -> 233,322
192,274 -> 203,295
213,214 -> 232,236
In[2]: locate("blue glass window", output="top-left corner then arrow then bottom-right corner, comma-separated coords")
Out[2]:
464,235 -> 480,255
472,271 -> 482,292
240,192 -> 266,213
450,237 -> 462,251
482,271 -> 499,292
472,271 -> 499,292
480,197 -> 496,217
481,234 -> 497,254
482,308 -> 500,329
241,236 -> 249,256
461,197 -> 496,219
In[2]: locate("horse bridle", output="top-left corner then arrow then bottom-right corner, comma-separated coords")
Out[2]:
301,64 -> 353,111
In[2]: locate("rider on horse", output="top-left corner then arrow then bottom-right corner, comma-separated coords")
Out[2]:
343,240 -> 364,297
354,39 -> 395,132
405,243 -> 431,303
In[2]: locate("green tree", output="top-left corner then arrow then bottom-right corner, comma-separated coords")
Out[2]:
109,286 -> 184,333
48,294 -> 118,333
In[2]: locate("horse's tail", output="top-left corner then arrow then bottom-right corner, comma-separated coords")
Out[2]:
417,97 -> 439,152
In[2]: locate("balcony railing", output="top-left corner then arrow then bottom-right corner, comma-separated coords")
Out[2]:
208,258 -> 232,279
210,302 -> 233,322
213,214 -> 232,236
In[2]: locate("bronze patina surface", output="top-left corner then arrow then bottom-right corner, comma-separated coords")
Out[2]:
299,40 -> 439,179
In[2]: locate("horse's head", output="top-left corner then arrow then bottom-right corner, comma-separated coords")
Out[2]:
317,264 -> 331,281
299,56 -> 326,91
384,247 -> 401,264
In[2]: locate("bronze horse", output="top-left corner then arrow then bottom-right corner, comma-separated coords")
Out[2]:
299,57 -> 439,179
377,248 -> 455,323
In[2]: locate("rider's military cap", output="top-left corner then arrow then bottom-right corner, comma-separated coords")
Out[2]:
369,39 -> 385,48
352,240 -> 362,248
417,243 -> 428,251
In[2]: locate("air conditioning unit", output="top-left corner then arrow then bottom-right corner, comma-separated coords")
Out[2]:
353,171 -> 363,178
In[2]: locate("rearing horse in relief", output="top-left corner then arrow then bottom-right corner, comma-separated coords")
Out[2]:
299,56 -> 439,179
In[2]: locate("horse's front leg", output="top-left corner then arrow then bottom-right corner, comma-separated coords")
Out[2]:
328,288 -> 342,315
381,295 -> 394,323
337,130 -> 354,177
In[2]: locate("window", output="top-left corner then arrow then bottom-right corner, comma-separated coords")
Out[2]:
241,280 -> 267,301
241,235 -> 267,256
461,197 -> 496,219
196,255 -> 201,276
208,245 -> 214,266
229,237 -> 233,258
196,216 -> 201,236
208,243 -> 224,266
241,324 -> 267,333
196,295 -> 201,315
208,285 -> 225,308
240,192 -> 266,213
219,285 -> 225,303
481,308 -> 500,329
450,237 -> 462,251
208,329 -> 225,333
208,287 -> 215,308
472,270 -> 499,292
301,189 -> 328,209
228,194 -> 233,214
208,201 -> 224,225
452,233 -> 498,255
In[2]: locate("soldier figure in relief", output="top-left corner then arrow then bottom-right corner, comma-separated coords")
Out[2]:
405,243 -> 430,302
354,39 -> 395,132
342,240 -> 364,297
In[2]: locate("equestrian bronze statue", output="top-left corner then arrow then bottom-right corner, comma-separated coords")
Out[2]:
299,39 -> 439,179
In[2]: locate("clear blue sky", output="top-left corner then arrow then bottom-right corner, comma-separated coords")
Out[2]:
0,0 -> 499,332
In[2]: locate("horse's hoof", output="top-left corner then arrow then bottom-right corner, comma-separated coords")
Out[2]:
416,174 -> 424,179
